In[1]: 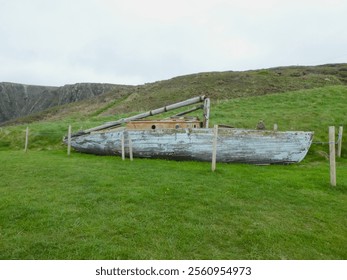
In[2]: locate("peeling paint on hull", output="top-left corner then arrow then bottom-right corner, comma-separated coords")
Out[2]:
67,128 -> 313,164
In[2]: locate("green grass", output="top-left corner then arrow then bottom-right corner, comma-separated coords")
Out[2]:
5,64 -> 346,126
210,85 -> 347,158
99,65 -> 345,116
0,85 -> 346,259
0,150 -> 346,259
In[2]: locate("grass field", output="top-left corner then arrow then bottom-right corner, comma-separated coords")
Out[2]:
0,151 -> 346,259
0,85 -> 346,259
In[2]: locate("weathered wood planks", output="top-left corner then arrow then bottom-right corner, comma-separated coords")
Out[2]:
67,127 -> 313,164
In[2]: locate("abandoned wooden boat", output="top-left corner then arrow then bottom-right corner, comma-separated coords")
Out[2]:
64,96 -> 313,164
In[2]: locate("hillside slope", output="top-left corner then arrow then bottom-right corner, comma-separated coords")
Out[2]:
100,64 -> 347,116
2,63 -> 347,125
0,82 -> 132,124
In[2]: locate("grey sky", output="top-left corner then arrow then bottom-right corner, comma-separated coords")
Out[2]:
1,0 -> 347,86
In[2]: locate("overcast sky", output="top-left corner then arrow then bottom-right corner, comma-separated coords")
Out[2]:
1,0 -> 347,86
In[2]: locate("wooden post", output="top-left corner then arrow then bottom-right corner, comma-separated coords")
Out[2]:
129,136 -> 133,161
273,123 -> 278,131
329,126 -> 336,187
211,124 -> 218,171
67,125 -> 72,156
337,126 -> 343,158
24,127 -> 29,152
121,133 -> 125,160
203,98 -> 210,128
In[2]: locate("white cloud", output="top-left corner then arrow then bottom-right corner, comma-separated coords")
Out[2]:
0,0 -> 347,85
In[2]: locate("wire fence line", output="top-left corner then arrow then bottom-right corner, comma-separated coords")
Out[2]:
1,126 -> 344,141
312,131 -> 343,145
1,125 -> 344,157
29,132 -> 66,137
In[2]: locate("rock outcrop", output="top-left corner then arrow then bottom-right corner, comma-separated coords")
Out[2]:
0,82 -> 119,124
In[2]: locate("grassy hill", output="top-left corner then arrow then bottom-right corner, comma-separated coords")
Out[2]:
0,64 -> 346,260
1,85 -> 346,158
3,63 -> 347,125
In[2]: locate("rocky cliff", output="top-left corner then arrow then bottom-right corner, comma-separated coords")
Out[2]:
0,82 -> 120,124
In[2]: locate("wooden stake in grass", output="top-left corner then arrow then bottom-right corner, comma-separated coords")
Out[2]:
273,123 -> 278,131
24,127 -> 29,152
329,126 -> 336,187
212,124 -> 218,172
337,126 -> 343,158
129,136 -> 133,161
203,98 -> 210,128
67,125 -> 72,156
121,133 -> 125,160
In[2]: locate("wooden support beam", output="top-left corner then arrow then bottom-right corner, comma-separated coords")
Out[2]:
121,133 -> 125,160
129,136 -> 133,161
203,98 -> 210,128
337,126 -> 343,158
67,125 -> 72,156
24,127 -> 29,152
329,126 -> 336,187
212,124 -> 218,171
81,95 -> 206,135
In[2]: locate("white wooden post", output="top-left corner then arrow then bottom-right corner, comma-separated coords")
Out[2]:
129,136 -> 133,161
121,133 -> 125,160
67,125 -> 72,156
212,124 -> 218,171
329,126 -> 336,187
337,126 -> 343,158
24,127 -> 29,152
203,98 -> 210,128
273,123 -> 278,131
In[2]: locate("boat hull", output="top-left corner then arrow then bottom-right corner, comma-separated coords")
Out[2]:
67,128 -> 313,164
